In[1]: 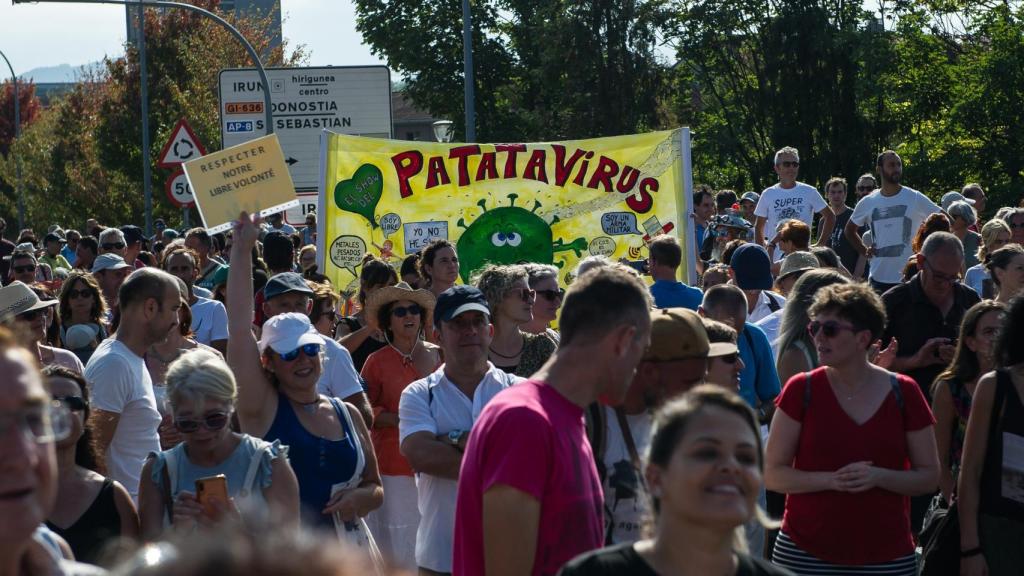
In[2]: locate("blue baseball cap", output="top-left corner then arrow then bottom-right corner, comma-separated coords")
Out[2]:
729,244 -> 773,291
263,272 -> 313,301
434,285 -> 490,326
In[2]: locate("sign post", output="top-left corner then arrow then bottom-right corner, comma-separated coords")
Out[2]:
159,118 -> 206,221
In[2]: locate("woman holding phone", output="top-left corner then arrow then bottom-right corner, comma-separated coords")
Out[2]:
138,349 -> 299,538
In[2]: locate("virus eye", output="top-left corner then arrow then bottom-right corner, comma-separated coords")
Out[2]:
491,232 -> 508,246
506,232 -> 522,247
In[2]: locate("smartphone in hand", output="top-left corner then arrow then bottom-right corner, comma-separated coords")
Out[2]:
195,475 -> 229,517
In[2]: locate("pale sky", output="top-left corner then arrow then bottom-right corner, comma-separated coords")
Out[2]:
0,0 -> 386,77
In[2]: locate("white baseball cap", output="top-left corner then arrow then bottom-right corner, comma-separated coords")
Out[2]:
258,312 -> 325,354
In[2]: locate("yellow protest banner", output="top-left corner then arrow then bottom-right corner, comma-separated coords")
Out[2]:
319,130 -> 693,298
184,134 -> 300,233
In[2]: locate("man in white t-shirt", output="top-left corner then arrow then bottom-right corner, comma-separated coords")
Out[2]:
592,308 -> 734,546
162,246 -> 228,355
399,286 -> 521,575
753,146 -> 836,261
845,149 -> 941,294
85,268 -> 182,501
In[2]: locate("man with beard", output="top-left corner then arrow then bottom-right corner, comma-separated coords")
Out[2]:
84,268 -> 181,502
845,150 -> 941,294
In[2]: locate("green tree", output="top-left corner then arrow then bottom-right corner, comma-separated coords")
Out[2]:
354,0 -> 670,141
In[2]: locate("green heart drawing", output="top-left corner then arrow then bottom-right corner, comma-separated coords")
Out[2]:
334,163 -> 383,229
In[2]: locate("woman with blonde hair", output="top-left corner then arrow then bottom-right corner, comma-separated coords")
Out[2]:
965,219 -> 1012,298
476,264 -> 556,377
138,349 -> 300,539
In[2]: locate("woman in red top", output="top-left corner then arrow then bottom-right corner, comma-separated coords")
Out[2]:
764,283 -> 939,574
360,282 -> 440,571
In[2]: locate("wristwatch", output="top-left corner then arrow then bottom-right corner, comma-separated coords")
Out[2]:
447,429 -> 464,448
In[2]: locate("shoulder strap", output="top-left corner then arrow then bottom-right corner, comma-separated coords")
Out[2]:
888,373 -> 905,415
160,449 -> 179,524
240,440 -> 269,498
614,407 -> 642,473
803,370 -> 812,410
584,402 -> 607,483
765,292 -> 781,312
329,397 -> 366,483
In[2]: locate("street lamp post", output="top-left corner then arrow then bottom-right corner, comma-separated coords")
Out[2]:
0,49 -> 23,231
12,0 -> 275,235
461,0 -> 475,142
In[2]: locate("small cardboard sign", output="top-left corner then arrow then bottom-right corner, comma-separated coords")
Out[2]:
183,134 -> 299,233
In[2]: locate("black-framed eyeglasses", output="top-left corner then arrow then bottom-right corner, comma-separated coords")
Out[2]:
53,395 -> 87,412
536,288 -> 565,302
856,185 -> 875,192
779,161 -> 800,168
13,265 -> 36,274
102,242 -> 126,250
807,320 -> 858,338
1009,222 -> 1024,230
391,304 -> 422,318
174,412 -> 230,433
277,343 -> 322,362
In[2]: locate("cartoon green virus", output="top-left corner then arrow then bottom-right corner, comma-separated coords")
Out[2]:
456,193 -> 588,282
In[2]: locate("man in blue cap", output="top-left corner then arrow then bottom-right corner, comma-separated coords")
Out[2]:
728,243 -> 786,323
399,285 -> 521,575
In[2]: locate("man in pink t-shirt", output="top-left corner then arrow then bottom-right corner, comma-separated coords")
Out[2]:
453,266 -> 654,576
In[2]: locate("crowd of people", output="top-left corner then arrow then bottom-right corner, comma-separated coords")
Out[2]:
2,146 -> 1024,576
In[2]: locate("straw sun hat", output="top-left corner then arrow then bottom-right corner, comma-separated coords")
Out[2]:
364,282 -> 436,330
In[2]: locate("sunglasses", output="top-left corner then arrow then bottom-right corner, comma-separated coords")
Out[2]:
102,242 -> 126,250
391,304 -> 422,318
778,161 -> 800,168
717,353 -> 740,364
277,342 -> 322,362
53,395 -> 87,412
856,185 -> 875,191
174,412 -> 230,433
510,288 -> 537,302
536,288 -> 565,302
1009,222 -> 1024,229
65,288 -> 93,300
13,265 -> 36,274
17,309 -> 46,321
807,320 -> 859,338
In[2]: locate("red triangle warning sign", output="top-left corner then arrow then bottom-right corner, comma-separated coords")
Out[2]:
157,118 -> 207,168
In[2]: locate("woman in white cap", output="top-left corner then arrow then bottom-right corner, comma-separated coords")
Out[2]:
0,280 -> 84,374
360,282 -> 439,569
226,212 -> 383,531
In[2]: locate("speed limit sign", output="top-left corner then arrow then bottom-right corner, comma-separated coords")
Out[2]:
165,168 -> 196,208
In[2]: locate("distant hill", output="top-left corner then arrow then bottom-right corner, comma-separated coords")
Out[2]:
20,62 -> 105,83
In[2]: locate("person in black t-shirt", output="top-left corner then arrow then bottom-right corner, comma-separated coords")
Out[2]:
559,386 -> 793,576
